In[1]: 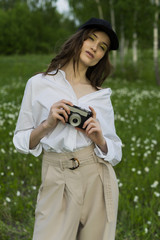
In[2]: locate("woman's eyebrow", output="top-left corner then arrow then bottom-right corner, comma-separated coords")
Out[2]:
92,33 -> 109,47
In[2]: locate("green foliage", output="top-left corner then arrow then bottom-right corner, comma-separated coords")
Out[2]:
112,49 -> 157,84
0,54 -> 160,239
68,0 -> 159,49
0,2 -> 76,54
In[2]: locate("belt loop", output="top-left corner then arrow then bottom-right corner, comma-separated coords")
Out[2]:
59,159 -> 64,171
92,152 -> 98,163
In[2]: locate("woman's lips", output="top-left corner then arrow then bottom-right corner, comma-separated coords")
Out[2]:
85,51 -> 94,58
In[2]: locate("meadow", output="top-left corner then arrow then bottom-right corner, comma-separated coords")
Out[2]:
0,54 -> 160,240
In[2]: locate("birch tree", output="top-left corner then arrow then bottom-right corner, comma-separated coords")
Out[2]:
153,0 -> 160,85
95,0 -> 104,19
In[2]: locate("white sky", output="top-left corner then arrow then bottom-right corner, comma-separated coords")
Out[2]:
56,0 -> 70,13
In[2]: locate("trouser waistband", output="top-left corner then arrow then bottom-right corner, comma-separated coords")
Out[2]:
43,144 -> 97,170
43,143 -> 115,222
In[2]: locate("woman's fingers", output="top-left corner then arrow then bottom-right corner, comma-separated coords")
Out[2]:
89,106 -> 96,118
56,109 -> 68,122
82,117 -> 96,129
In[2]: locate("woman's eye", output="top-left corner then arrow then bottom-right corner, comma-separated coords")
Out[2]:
89,36 -> 94,41
100,44 -> 107,51
100,45 -> 105,51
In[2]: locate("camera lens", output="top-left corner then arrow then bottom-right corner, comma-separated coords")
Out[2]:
73,119 -> 78,124
69,114 -> 81,127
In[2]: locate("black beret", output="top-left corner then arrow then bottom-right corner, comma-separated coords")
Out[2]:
78,17 -> 119,50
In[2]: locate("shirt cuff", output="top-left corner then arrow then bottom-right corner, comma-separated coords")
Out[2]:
94,137 -> 121,166
13,129 -> 42,157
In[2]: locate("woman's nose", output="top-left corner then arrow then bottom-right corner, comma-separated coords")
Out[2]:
91,43 -> 98,52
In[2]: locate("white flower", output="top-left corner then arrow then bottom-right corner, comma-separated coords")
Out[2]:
158,211 -> 160,217
131,168 -> 136,172
144,167 -> 149,172
154,192 -> 160,197
6,197 -> 11,202
32,186 -> 37,190
10,172 -> 14,176
131,136 -> 136,141
118,182 -> 123,188
144,228 -> 148,234
151,181 -> 159,188
134,195 -> 139,202
16,191 -> 21,196
137,170 -> 142,175
152,139 -> 157,145
147,221 -> 151,225
1,148 -> 5,154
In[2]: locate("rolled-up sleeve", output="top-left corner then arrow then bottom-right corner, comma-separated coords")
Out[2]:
94,94 -> 122,166
13,78 -> 42,156
94,137 -> 122,166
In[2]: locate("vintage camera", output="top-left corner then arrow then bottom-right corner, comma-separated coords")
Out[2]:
64,105 -> 93,129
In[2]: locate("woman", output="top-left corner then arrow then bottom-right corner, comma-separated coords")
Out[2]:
13,18 -> 122,240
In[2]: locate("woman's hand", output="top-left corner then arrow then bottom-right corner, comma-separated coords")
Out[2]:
43,99 -> 73,131
30,99 -> 73,150
76,106 -> 108,154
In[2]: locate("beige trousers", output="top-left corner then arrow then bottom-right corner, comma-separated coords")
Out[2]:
32,144 -> 119,240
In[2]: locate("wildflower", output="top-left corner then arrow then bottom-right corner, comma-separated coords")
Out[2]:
118,182 -> 123,188
16,191 -> 21,196
144,167 -> 149,172
158,211 -> 160,217
151,181 -> 159,188
32,186 -> 37,190
137,170 -> 142,175
152,139 -> 157,145
144,228 -> 148,234
131,168 -> 136,172
1,148 -> 5,154
154,192 -> 160,197
131,136 -> 136,141
134,195 -> 139,202
6,197 -> 11,202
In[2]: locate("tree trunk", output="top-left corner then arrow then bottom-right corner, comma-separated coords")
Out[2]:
109,0 -> 117,66
132,32 -> 138,64
120,24 -> 125,64
95,0 -> 104,19
153,0 -> 160,85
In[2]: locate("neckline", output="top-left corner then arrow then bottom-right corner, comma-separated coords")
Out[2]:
58,69 -> 109,101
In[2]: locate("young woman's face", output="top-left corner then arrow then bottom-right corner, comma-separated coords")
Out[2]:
79,31 -> 110,68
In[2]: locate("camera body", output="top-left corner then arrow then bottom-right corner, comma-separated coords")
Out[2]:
65,105 -> 92,129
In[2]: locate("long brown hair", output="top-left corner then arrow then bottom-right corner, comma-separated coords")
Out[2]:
44,28 -> 113,88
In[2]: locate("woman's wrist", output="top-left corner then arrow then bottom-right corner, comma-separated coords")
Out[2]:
41,120 -> 55,133
97,138 -> 108,154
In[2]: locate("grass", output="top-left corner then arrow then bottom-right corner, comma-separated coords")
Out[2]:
0,54 -> 160,239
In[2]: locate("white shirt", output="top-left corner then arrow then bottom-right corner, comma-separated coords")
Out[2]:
13,70 -> 122,166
